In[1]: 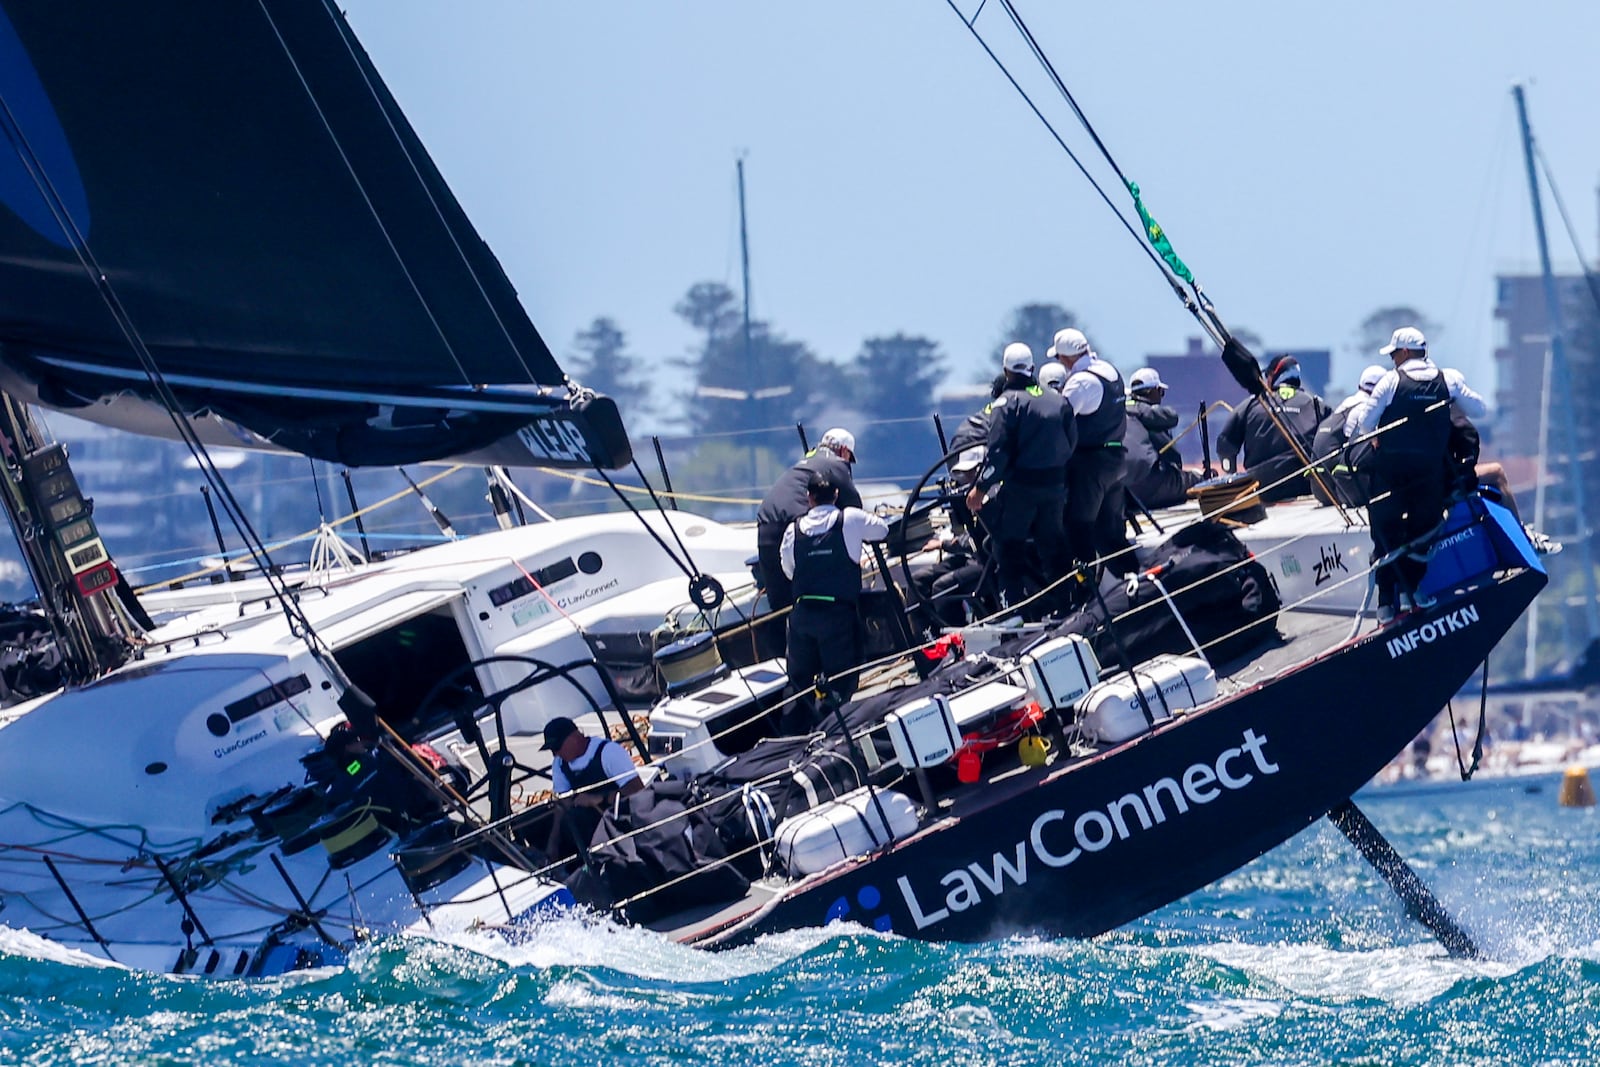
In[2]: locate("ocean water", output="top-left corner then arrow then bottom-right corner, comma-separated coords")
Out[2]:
2,782 -> 1597,1066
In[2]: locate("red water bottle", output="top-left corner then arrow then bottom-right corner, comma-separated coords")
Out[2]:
957,747 -> 982,784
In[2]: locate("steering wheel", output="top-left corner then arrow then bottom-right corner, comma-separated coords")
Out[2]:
412,655 -> 615,821
893,444 -> 995,618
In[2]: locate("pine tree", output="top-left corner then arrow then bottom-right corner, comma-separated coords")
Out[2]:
979,303 -> 1082,381
673,281 -> 820,437
850,334 -> 946,479
569,316 -> 650,418
1355,306 -> 1439,360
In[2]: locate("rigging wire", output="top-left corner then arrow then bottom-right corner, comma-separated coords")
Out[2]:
254,0 -> 474,387
314,0 -> 545,386
946,1 -> 1348,519
1533,142 -> 1600,319
1444,96 -> 1514,368
941,0 -> 1191,305
0,94 -> 348,686
996,0 -> 1133,192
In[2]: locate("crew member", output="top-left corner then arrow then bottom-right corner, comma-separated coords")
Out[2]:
1055,328 -> 1133,580
1216,354 -> 1329,501
542,715 -> 644,862
1310,364 -> 1386,507
756,428 -> 861,612
966,343 -> 1076,616
1122,367 -> 1197,510
780,472 -> 889,727
915,445 -> 995,627
1355,326 -> 1484,620
1038,360 -> 1068,393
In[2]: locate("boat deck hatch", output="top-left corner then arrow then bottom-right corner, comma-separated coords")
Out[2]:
334,608 -> 481,740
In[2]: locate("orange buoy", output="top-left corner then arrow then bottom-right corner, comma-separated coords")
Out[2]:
1558,766 -> 1597,808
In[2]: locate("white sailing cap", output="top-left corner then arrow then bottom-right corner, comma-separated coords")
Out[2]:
1038,361 -> 1068,392
1052,328 -> 1091,361
952,445 -> 987,473
1129,367 -> 1166,391
1001,342 -> 1035,374
819,427 -> 856,460
1358,364 -> 1387,392
1380,326 -> 1427,356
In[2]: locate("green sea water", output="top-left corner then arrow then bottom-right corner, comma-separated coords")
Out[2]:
2,779 -> 1596,1066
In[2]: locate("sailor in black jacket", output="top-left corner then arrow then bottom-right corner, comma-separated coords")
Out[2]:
1216,355 -> 1329,502
756,427 -> 861,611
1055,328 -> 1134,579
1355,327 -> 1480,619
966,343 -> 1075,616
1122,367 -> 1196,510
779,472 -> 889,727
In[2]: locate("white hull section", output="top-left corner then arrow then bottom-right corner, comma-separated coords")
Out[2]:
0,496 -> 1384,976
1139,497 -> 1374,615
0,510 -> 751,975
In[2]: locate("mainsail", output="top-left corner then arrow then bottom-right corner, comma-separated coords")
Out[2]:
0,0 -> 628,468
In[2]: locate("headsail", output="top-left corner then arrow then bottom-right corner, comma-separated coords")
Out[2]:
0,0 -> 628,468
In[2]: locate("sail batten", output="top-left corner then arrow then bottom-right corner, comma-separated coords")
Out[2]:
0,0 -> 627,468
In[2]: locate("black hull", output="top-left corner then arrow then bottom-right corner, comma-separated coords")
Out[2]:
708,568 -> 1543,944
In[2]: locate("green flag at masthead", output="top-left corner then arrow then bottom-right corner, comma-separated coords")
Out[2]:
1127,180 -> 1194,284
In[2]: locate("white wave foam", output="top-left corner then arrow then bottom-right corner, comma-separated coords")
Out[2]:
398,910 -> 852,983
1181,996 -> 1284,1032
0,924 -> 122,970
1191,941 -> 1512,1006
543,974 -> 655,1012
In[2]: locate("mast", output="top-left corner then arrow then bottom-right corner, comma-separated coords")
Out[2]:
1513,84 -> 1600,644
738,156 -> 754,389
738,155 -> 757,488
1523,342 -> 1558,678
0,391 -> 139,683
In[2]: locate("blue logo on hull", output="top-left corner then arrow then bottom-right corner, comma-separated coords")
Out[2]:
826,884 -> 894,933
0,4 -> 90,246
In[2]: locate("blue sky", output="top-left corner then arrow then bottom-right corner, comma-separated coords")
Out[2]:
342,1 -> 1600,425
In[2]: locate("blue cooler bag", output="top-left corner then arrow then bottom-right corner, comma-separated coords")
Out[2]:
1417,494 -> 1544,600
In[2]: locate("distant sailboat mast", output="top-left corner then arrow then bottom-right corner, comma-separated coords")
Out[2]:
1512,83 -> 1600,647
1524,341 -> 1557,678
738,155 -> 755,405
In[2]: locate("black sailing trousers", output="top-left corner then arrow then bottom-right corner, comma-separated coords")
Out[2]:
785,599 -> 863,730
1367,454 -> 1448,607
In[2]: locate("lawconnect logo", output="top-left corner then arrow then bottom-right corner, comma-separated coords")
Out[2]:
213,729 -> 268,760
1385,604 -> 1479,660
895,729 -> 1279,931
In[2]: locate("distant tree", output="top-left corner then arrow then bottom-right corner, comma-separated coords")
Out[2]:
569,316 -> 650,418
849,334 -> 947,477
1355,306 -> 1439,360
978,303 -> 1081,381
674,282 -> 741,347
673,280 -> 822,438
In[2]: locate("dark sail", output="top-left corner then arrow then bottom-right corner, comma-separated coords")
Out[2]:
0,0 -> 629,468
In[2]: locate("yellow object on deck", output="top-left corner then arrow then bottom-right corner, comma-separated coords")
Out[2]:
1558,766 -> 1597,808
